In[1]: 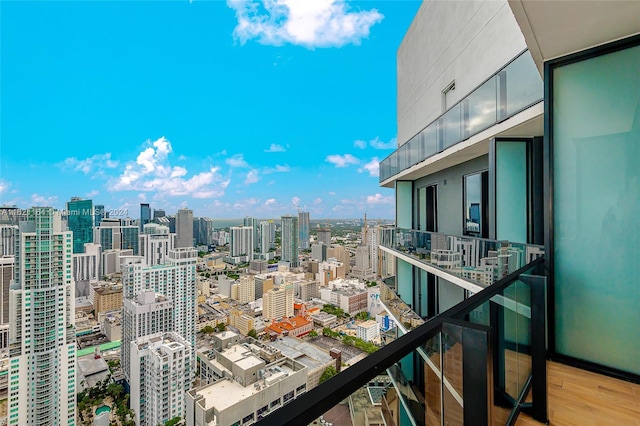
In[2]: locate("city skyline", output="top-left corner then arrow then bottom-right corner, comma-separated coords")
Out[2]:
1,1 -> 422,220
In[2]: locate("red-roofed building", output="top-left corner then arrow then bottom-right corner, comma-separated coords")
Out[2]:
265,316 -> 313,338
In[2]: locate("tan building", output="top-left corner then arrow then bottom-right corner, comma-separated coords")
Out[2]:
263,285 -> 294,321
91,282 -> 123,314
229,310 -> 256,336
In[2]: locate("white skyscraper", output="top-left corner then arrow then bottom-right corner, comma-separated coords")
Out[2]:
230,226 -> 254,258
176,208 -> 194,248
130,332 -> 191,426
139,223 -> 176,266
8,207 -> 77,426
122,248 -> 197,387
122,290 -> 173,382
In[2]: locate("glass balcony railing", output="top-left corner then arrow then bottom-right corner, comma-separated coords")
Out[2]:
255,257 -> 547,426
380,227 -> 544,288
379,50 -> 543,182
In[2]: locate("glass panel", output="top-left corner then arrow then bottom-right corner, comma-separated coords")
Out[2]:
424,124 -> 438,159
553,43 -> 640,375
396,181 -> 413,229
467,77 -> 497,135
463,173 -> 482,237
502,280 -> 531,400
502,52 -> 543,116
442,385 -> 463,426
442,103 -> 462,149
388,362 -> 425,424
437,278 -> 464,314
496,141 -> 528,242
418,187 -> 427,231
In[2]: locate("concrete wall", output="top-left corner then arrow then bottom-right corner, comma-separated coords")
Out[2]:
397,0 -> 527,145
413,155 -> 488,236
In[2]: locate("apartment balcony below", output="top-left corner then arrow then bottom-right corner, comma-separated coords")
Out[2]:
379,227 -> 544,293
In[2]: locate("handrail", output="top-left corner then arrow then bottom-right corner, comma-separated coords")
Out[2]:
255,257 -> 545,426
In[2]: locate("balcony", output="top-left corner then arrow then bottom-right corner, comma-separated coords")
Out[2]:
379,227 -> 544,291
379,50 -> 542,184
257,259 -> 547,426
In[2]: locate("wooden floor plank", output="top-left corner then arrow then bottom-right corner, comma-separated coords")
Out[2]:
515,362 -> 640,426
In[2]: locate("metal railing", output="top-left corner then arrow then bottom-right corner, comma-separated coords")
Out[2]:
255,257 -> 547,426
380,227 -> 544,288
379,50 -> 542,182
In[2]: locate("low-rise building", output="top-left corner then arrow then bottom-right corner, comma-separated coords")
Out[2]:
357,320 -> 380,343
265,316 -> 312,339
186,342 -> 307,426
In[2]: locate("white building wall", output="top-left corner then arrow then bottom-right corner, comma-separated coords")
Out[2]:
397,0 -> 528,145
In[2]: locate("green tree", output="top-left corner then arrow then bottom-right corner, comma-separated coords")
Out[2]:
201,325 -> 215,334
319,366 -> 338,384
165,417 -> 182,426
247,329 -> 258,339
215,322 -> 227,332
308,330 -> 318,338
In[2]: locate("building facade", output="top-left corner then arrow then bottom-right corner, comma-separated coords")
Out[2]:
280,215 -> 299,267
298,211 -> 310,250
176,208 -> 194,248
8,207 -> 76,426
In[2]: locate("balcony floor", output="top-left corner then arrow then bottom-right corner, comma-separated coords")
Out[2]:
514,362 -> 640,426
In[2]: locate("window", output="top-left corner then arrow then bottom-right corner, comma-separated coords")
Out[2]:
463,171 -> 488,238
442,81 -> 456,111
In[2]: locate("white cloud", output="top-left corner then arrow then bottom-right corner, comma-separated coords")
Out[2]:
369,136 -> 396,150
366,193 -> 393,205
353,139 -> 367,149
225,154 -> 249,168
62,152 -> 119,174
264,143 -> 286,152
325,154 -> 359,167
245,169 -> 260,184
265,198 -> 276,206
358,157 -> 379,177
313,197 -> 322,205
227,0 -> 383,48
291,196 -> 301,207
263,164 -> 291,174
86,189 -> 100,198
233,197 -> 260,210
0,179 -> 10,194
31,193 -> 58,206
328,191 -> 336,196
108,137 -> 229,199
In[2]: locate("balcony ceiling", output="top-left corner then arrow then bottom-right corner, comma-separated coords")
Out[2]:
509,0 -> 640,73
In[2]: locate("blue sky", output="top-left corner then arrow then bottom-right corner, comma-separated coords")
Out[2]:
0,0 -> 421,220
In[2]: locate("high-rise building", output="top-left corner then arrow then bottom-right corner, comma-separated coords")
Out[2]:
140,203 -> 151,231
8,207 -> 76,426
153,209 -> 166,219
298,211 -> 310,250
0,225 -> 17,256
230,226 -> 253,258
72,242 -> 101,282
94,218 -> 139,255
238,276 -> 256,304
94,204 -> 105,226
317,227 -> 331,246
244,216 -> 260,252
280,215 -> 299,267
0,256 -> 13,325
193,216 -> 214,246
176,208 -> 194,248
67,197 -> 94,253
130,331 -> 191,426
139,223 -> 175,266
263,285 -> 294,320
122,290 -> 173,384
